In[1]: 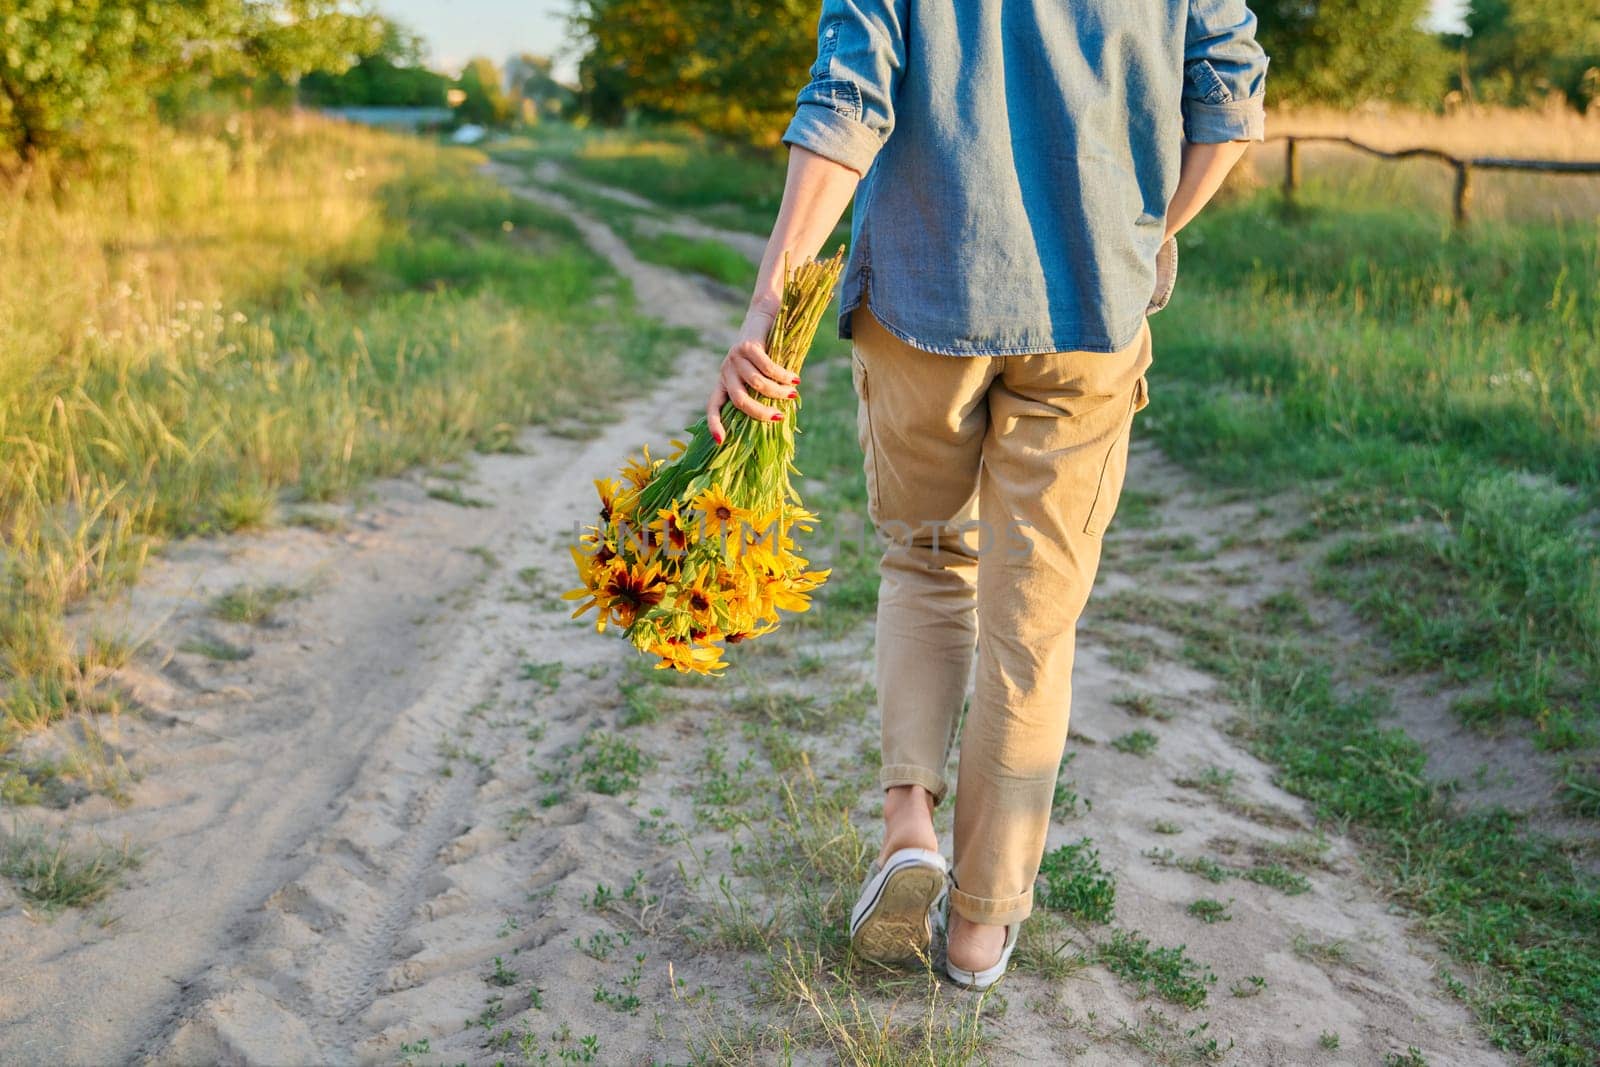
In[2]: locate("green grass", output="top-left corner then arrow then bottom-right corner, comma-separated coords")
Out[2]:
512,124 -> 789,235
1037,836 -> 1117,923
575,731 -> 653,796
210,583 -> 300,625
1185,898 -> 1233,924
0,825 -> 139,910
1151,189 -> 1599,741
0,112 -> 680,741
1130,591 -> 1599,1064
1095,928 -> 1216,1009
629,231 -> 756,289
1112,728 -> 1160,756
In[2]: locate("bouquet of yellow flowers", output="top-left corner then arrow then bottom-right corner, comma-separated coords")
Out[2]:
566,250 -> 846,674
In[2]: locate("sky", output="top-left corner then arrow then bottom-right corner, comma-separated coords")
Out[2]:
376,0 -> 1473,83
377,0 -> 576,78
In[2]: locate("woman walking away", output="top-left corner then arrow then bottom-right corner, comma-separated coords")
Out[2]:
705,1 -> 1268,989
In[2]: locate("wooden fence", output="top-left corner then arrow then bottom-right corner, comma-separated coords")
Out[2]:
1269,134 -> 1600,226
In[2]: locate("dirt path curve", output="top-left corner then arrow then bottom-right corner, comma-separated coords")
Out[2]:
0,163 -> 1509,1066
0,173 -> 732,1065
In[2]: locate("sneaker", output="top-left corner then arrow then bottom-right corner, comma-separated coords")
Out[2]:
848,847 -> 948,965
936,897 -> 1019,991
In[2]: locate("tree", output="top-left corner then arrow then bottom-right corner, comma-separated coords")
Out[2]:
0,0 -> 380,162
455,57 -> 512,127
571,0 -> 816,142
300,19 -> 451,108
1455,0 -> 1600,108
506,53 -> 573,122
1252,0 -> 1454,106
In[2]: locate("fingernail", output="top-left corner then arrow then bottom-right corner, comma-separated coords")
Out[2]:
787,391 -> 799,399
770,413 -> 784,421
713,432 -> 723,444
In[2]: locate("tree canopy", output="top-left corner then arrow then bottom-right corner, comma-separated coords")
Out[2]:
1455,0 -> 1600,108
0,0 -> 381,160
1252,0 -> 1454,106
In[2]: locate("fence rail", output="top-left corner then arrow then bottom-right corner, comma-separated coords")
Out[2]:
1266,134 -> 1600,226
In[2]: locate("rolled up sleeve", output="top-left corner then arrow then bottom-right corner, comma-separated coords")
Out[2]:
782,0 -> 908,175
1183,0 -> 1269,143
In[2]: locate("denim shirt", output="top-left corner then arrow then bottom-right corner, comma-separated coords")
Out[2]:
782,0 -> 1269,355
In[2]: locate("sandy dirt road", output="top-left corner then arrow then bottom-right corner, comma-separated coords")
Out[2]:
0,163 -> 1509,1066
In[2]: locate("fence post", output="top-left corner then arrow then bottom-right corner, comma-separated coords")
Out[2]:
1284,137 -> 1300,206
1452,162 -> 1473,227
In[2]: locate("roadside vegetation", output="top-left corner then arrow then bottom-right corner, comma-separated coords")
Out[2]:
0,114 -> 678,756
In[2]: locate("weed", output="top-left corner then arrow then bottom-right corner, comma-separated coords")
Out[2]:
1185,898 -> 1233,924
179,636 -> 252,662
1095,928 -> 1216,1008
1114,691 -> 1173,720
487,955 -> 517,988
1229,975 -> 1267,998
520,660 -> 563,690
210,583 -> 299,625
426,485 -> 489,508
593,952 -> 646,1014
1038,837 -> 1116,923
0,826 -> 139,910
1291,933 -> 1351,967
576,731 -> 652,796
1112,729 -> 1160,757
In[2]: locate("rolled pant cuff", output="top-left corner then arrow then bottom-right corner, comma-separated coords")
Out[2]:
879,764 -> 949,804
949,884 -> 1032,927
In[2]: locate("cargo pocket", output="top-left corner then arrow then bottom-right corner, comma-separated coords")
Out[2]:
852,347 -> 883,518
1083,376 -> 1148,537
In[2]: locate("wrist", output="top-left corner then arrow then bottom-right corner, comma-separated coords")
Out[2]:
748,290 -> 782,318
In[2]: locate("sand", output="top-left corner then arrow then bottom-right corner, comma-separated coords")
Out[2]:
0,163 -> 1512,1066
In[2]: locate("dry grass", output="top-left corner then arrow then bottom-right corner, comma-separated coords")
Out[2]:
0,111 -> 673,746
1249,104 -> 1600,223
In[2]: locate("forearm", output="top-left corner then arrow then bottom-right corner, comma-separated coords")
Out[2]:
1164,140 -> 1249,241
747,146 -> 860,316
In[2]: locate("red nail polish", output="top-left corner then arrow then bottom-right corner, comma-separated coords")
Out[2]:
788,391 -> 799,399
770,413 -> 784,421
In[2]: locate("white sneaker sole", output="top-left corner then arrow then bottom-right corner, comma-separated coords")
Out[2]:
850,850 -> 947,965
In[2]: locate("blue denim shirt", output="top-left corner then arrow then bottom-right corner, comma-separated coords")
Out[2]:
782,0 -> 1269,355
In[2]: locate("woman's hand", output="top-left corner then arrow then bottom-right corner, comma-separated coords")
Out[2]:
705,299 -> 801,444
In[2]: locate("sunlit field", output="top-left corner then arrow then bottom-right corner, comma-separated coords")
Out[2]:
2,100 -> 1595,1063
0,114 -> 677,738
1251,103 -> 1600,223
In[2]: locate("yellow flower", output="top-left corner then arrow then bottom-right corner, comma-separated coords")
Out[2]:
594,478 -> 624,525
691,486 -> 748,541
563,546 -> 620,631
600,558 -> 668,629
620,445 -> 661,490
676,570 -> 720,631
651,506 -> 690,557
653,637 -> 729,676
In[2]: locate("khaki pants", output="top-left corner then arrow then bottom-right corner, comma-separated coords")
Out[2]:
850,306 -> 1151,926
